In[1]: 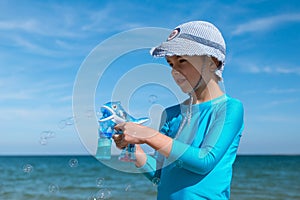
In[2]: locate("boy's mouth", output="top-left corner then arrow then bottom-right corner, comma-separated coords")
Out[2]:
176,78 -> 187,85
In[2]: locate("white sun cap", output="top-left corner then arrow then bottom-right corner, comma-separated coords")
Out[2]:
150,21 -> 226,80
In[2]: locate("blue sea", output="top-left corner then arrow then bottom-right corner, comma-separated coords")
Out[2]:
0,155 -> 299,200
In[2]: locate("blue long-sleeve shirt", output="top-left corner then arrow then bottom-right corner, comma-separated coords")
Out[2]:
139,95 -> 244,199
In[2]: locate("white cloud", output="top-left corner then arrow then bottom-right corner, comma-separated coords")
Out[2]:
263,98 -> 300,108
0,74 -> 73,102
80,4 -> 112,32
0,90 -> 32,101
276,67 -> 300,75
81,5 -> 145,33
243,64 -> 300,75
242,87 -> 300,95
57,95 -> 73,103
0,19 -> 38,32
254,112 -> 300,123
0,3 -> 141,58
232,13 -> 300,35
12,36 -> 59,56
0,105 -> 72,122
267,88 -> 300,94
0,14 -> 85,38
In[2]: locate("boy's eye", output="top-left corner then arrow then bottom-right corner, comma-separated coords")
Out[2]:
166,60 -> 173,67
178,59 -> 187,63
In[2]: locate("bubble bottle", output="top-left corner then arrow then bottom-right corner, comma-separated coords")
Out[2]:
95,120 -> 113,160
96,101 -> 149,162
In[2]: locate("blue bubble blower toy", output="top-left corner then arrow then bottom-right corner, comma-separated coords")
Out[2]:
97,101 -> 149,162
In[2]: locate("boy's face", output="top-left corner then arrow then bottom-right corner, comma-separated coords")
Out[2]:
166,55 -> 205,93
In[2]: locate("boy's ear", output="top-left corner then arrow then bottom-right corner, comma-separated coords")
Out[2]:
208,57 -> 219,72
211,57 -> 221,69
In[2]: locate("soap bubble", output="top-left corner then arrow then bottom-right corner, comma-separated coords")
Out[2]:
39,137 -> 48,145
58,120 -> 66,129
88,188 -> 112,200
175,160 -> 183,168
96,177 -> 105,188
58,117 -> 74,129
68,158 -> 79,168
23,164 -> 33,174
87,195 -> 97,200
124,184 -> 131,191
39,130 -> 55,146
152,177 -> 160,186
48,184 -> 59,193
65,117 -> 74,126
86,109 -> 94,118
148,94 -> 158,104
96,111 -> 102,119
95,188 -> 112,199
40,130 -> 55,139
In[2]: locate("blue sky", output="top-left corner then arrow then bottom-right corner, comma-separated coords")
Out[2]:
0,0 -> 300,155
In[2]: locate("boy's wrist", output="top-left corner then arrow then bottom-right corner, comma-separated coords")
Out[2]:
143,129 -> 159,144
134,145 -> 147,168
144,132 -> 173,158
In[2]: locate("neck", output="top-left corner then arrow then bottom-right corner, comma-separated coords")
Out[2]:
190,80 -> 224,104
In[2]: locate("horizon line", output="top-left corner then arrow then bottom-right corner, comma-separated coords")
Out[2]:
0,153 -> 299,157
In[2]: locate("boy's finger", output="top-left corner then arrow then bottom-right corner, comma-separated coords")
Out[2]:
112,134 -> 122,140
114,122 -> 125,128
114,122 -> 126,133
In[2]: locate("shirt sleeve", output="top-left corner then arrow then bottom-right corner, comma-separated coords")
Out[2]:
137,154 -> 157,180
166,99 -> 244,175
137,109 -> 170,182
